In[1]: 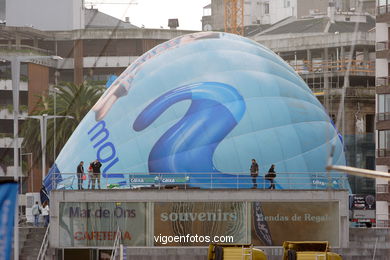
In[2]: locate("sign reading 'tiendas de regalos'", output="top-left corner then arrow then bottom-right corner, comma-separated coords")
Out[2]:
59,202 -> 146,247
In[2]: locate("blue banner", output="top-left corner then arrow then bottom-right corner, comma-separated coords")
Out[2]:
0,181 -> 18,260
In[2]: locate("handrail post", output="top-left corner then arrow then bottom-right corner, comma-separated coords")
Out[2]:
37,223 -> 50,260
185,172 -> 187,190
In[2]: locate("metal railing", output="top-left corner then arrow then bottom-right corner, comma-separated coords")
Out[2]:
376,77 -> 390,87
48,172 -> 349,191
376,41 -> 390,52
376,112 -> 390,122
378,4 -> 390,15
0,44 -> 52,56
110,226 -> 121,260
376,214 -> 390,228
377,184 -> 389,193
289,59 -> 375,75
376,149 -> 390,158
36,224 -> 50,260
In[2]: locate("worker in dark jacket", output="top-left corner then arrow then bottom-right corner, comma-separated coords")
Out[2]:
92,159 -> 102,189
76,161 -> 84,190
250,159 -> 259,188
267,164 -> 276,189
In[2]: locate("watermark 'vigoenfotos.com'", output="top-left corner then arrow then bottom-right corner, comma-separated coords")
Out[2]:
154,234 -> 234,245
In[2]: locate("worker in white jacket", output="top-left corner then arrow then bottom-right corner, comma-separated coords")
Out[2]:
42,201 -> 50,227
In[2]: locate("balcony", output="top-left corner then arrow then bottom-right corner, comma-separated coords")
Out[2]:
0,79 -> 28,91
377,148 -> 390,158
377,112 -> 390,122
376,77 -> 390,87
376,214 -> 390,228
0,44 -> 52,56
376,41 -> 390,59
48,172 -> 350,191
376,41 -> 389,51
290,59 -> 375,77
57,56 -> 139,69
377,183 -> 389,193
377,4 -> 390,22
0,136 -> 23,148
0,106 -> 28,119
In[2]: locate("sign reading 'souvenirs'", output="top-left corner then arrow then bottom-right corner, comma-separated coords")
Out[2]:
59,202 -> 146,247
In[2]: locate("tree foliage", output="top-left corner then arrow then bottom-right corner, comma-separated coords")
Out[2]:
21,83 -> 105,166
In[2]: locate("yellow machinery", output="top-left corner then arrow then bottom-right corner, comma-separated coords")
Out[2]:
282,241 -> 342,260
208,244 -> 267,260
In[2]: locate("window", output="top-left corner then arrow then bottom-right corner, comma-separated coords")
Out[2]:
264,3 -> 269,14
203,7 -> 211,16
284,0 -> 290,8
365,114 -> 375,133
378,130 -> 390,156
378,94 -> 390,121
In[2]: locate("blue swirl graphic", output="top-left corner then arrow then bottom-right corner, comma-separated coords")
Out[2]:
134,82 -> 271,188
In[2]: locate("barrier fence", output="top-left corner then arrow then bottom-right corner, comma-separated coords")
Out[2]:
48,172 -> 349,191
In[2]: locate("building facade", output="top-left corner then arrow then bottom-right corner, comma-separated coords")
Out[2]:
201,0 -> 375,32
375,0 -> 390,227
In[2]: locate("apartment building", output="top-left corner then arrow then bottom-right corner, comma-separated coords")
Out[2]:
375,0 -> 390,227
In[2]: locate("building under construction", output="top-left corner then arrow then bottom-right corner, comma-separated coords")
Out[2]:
247,9 -> 376,194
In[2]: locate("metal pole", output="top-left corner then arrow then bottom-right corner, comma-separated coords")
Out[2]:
54,90 -> 56,163
19,148 -> 22,194
10,57 -> 20,260
11,57 -> 20,181
42,115 -> 48,182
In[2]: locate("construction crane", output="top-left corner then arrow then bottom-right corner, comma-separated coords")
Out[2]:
224,0 -> 244,36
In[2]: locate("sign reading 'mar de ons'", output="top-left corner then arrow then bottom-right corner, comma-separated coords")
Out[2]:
59,202 -> 146,247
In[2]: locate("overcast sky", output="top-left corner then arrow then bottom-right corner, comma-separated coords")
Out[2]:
88,0 -> 211,30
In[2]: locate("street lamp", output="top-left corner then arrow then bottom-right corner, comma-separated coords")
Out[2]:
0,54 -> 63,260
50,87 -> 60,163
20,114 -> 74,182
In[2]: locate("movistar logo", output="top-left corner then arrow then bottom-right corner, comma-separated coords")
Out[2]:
87,120 -> 120,177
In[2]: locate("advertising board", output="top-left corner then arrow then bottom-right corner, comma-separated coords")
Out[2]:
154,202 -> 247,246
59,202 -> 146,247
252,202 -> 339,246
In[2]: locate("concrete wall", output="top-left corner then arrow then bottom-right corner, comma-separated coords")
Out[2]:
6,0 -> 84,31
376,59 -> 388,78
296,0 -> 328,18
253,32 -> 374,52
269,0 -> 295,25
377,22 -> 389,42
211,0 -> 225,31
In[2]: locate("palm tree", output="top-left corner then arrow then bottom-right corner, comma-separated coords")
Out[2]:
21,82 -> 105,166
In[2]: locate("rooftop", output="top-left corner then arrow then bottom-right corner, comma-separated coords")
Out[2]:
85,8 -> 138,29
257,14 -> 375,36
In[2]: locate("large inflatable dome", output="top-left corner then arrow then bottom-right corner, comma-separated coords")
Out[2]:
46,32 -> 346,190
